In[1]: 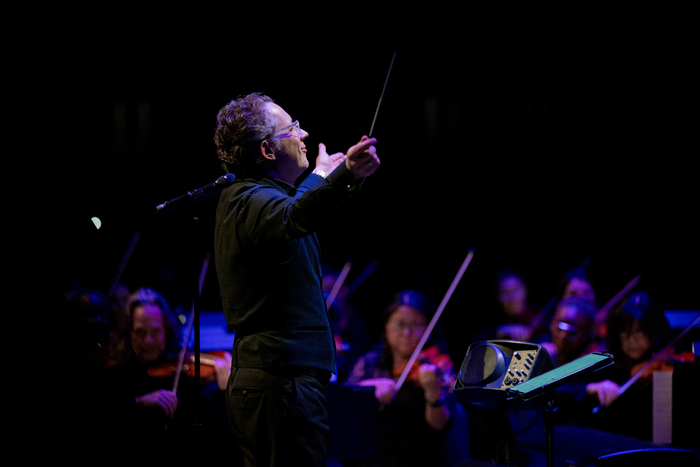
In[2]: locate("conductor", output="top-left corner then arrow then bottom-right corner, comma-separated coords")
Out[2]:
213,92 -> 380,466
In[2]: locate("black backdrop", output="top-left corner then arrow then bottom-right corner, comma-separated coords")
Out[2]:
49,22 -> 698,362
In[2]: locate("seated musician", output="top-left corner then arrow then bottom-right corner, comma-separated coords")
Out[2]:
538,296 -> 619,426
589,291 -> 673,440
100,288 -> 212,466
344,290 -> 470,467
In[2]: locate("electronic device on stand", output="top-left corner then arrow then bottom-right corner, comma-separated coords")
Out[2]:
453,340 -> 614,467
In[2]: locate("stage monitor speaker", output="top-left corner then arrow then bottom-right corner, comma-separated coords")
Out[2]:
453,340 -> 554,408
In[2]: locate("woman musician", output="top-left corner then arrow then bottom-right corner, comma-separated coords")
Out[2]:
344,290 -> 469,467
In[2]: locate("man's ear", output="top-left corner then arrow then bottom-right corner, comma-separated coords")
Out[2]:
260,140 -> 276,161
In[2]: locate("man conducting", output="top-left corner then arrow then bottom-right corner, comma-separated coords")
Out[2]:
213,92 -> 380,466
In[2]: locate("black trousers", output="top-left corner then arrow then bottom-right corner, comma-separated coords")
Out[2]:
226,367 -> 331,467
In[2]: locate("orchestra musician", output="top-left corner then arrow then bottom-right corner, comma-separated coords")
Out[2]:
544,291 -> 682,442
589,291 -> 675,440
344,290 -> 470,467
559,267 -> 597,303
537,296 -> 615,426
471,269 -> 542,343
100,287 -> 211,467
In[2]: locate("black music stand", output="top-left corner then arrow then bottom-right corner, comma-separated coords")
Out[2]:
453,341 -> 613,467
504,352 -> 614,467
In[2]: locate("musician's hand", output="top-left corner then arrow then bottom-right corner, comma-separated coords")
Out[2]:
418,363 -> 442,401
345,136 -> 379,179
586,380 -> 619,407
136,389 -> 179,418
359,377 -> 396,405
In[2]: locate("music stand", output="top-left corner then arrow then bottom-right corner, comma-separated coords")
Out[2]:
504,352 -> 614,467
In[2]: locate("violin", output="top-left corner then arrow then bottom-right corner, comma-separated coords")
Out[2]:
628,349 -> 695,385
593,312 -> 699,413
147,350 -> 231,390
392,345 -> 456,391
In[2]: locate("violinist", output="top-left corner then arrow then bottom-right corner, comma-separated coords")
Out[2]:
344,290 -> 470,467
541,296 -> 601,367
559,267 -> 597,303
471,269 -> 542,343
101,287 -> 201,467
589,291 -> 673,440
538,296 -> 616,426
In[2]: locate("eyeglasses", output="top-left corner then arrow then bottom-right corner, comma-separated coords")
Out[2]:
271,120 -> 305,139
388,319 -> 426,334
554,321 -> 578,334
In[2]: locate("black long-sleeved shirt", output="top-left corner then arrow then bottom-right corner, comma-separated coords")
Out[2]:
214,164 -> 361,373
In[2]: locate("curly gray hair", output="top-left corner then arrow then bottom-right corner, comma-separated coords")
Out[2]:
214,92 -> 281,178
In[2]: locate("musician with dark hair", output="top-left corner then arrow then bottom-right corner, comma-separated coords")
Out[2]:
101,288 -> 202,467
588,291 -> 673,440
344,290 -> 470,467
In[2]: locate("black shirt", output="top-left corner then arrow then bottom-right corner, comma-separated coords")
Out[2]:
214,165 -> 361,373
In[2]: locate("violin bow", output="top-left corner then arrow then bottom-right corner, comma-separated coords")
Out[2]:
325,54 -> 393,309
345,259 -> 379,299
326,259 -> 353,311
106,231 -> 141,300
530,256 -> 592,330
593,311 -> 700,413
395,248 -> 475,392
618,311 -> 700,396
172,252 -> 211,392
597,274 -> 641,317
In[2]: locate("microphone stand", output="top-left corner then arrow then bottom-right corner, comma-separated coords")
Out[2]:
154,174 -> 235,466
156,173 -> 236,214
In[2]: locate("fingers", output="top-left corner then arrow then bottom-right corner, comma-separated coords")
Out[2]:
587,380 -> 619,407
599,381 -> 619,407
418,364 -> 441,392
347,136 -> 378,159
163,391 -> 179,418
139,389 -> 179,418
155,390 -> 178,418
376,380 -> 397,405
360,377 -> 397,404
330,152 -> 347,164
346,136 -> 380,178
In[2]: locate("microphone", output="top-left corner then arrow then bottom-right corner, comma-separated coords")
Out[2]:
156,173 -> 236,213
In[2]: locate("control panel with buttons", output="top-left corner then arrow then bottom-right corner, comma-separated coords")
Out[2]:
501,349 -> 538,388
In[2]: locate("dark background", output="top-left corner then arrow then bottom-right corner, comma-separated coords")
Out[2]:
48,18 -> 697,362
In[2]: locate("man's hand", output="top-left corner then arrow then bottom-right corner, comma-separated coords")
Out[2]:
314,143 -> 346,175
346,136 -> 380,179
